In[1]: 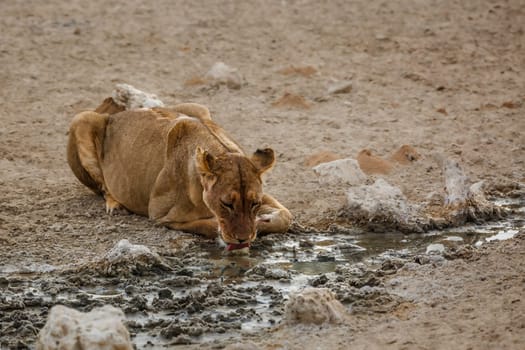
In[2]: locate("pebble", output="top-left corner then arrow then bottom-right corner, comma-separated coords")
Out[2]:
426,243 -> 445,254
158,288 -> 173,299
328,80 -> 353,94
205,62 -> 243,89
284,288 -> 349,325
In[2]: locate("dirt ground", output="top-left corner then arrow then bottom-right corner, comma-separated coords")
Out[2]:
244,232 -> 525,350
1,0 -> 524,349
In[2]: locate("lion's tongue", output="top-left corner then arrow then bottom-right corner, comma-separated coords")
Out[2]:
225,242 -> 251,251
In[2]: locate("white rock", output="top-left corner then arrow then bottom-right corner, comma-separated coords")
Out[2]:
443,236 -> 464,242
92,239 -> 171,276
328,80 -> 353,94
443,159 -> 470,206
36,305 -> 132,350
346,178 -> 417,223
112,83 -> 164,109
284,288 -> 349,325
105,239 -> 156,263
426,243 -> 445,254
485,229 -> 519,242
442,159 -> 501,223
205,62 -> 243,89
225,342 -> 260,350
313,158 -> 367,186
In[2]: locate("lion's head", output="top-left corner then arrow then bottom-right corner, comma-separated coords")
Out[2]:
196,147 -> 275,245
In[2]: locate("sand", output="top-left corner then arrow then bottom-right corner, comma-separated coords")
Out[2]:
0,0 -> 524,348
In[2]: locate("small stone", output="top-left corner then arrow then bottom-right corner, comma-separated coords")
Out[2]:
80,239 -> 172,277
328,80 -> 353,94
501,101 -> 520,109
345,178 -> 419,226
443,159 -> 470,206
112,84 -> 164,109
36,305 -> 132,350
316,254 -> 336,262
284,288 -> 349,325
225,342 -> 260,350
436,108 -> 448,115
426,243 -> 445,254
205,62 -> 243,89
310,274 -> 329,286
278,66 -> 317,77
158,288 -> 173,299
183,76 -> 207,86
443,236 -> 464,242
278,65 -> 317,77
272,92 -> 311,109
313,158 -> 367,186
171,335 -> 193,345
124,285 -> 137,295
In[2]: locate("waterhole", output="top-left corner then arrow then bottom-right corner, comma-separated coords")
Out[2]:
0,199 -> 523,348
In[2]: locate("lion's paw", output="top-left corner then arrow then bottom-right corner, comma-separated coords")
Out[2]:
256,213 -> 275,223
105,195 -> 123,215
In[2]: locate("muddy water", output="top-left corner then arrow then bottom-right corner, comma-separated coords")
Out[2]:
1,199 -> 523,349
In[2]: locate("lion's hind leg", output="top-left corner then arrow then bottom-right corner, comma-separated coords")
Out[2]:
256,194 -> 292,234
67,111 -> 107,194
104,193 -> 124,215
68,111 -> 123,214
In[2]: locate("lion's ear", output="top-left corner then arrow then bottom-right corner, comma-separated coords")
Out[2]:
251,148 -> 275,174
196,147 -> 217,175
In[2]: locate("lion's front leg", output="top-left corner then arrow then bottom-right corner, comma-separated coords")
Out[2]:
256,194 -> 292,234
149,170 -> 219,239
160,217 -> 219,239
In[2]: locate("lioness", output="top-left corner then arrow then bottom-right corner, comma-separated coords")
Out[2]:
67,98 -> 292,250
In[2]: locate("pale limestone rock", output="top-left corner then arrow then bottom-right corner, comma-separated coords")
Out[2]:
104,239 -> 156,263
443,159 -> 470,206
225,342 -> 260,350
205,62 -> 243,89
112,83 -> 164,109
36,305 -> 132,350
328,80 -> 353,94
103,239 -> 171,275
443,159 -> 502,223
345,178 -> 417,225
426,243 -> 445,254
78,239 -> 171,277
313,158 -> 367,186
284,288 -> 349,325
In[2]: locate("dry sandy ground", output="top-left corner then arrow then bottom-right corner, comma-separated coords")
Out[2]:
0,0 -> 524,348
236,232 -> 525,350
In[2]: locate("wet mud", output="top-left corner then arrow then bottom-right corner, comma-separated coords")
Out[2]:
1,200 -> 522,349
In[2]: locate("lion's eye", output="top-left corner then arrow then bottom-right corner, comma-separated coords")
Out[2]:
220,200 -> 234,210
252,201 -> 262,210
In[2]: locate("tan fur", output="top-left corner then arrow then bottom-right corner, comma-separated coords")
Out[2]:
67,99 -> 292,243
